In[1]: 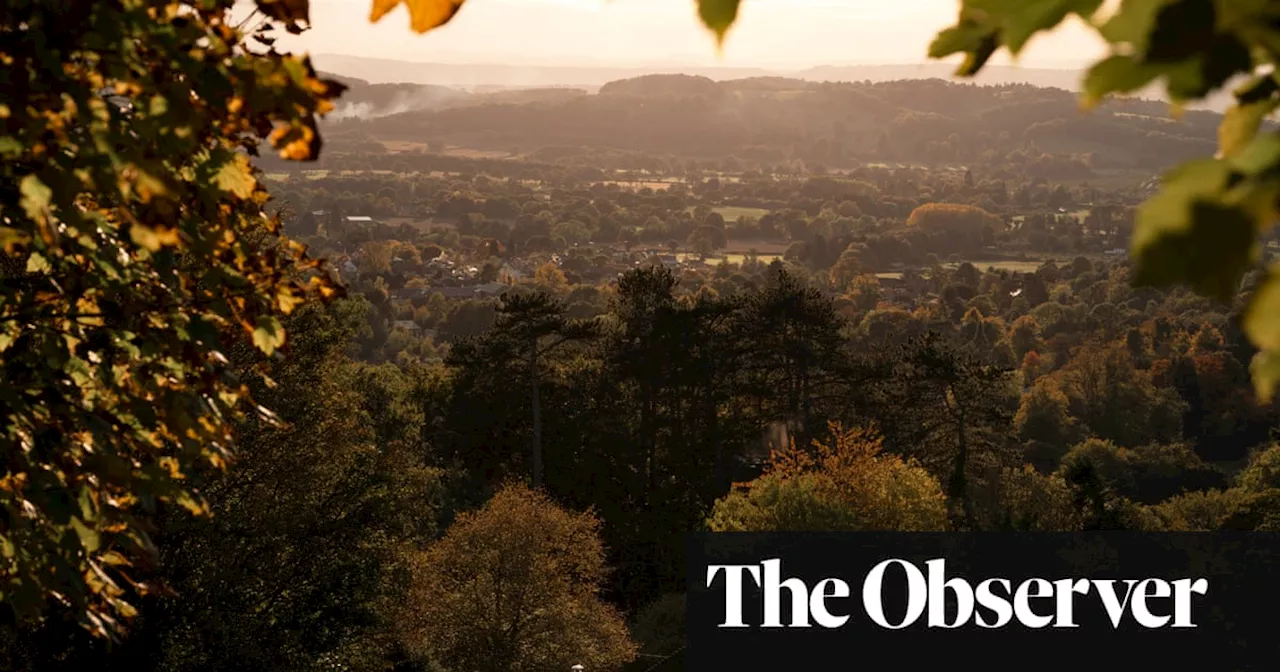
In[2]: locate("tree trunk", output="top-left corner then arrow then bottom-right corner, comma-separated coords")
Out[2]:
530,342 -> 543,489
947,384 -> 975,529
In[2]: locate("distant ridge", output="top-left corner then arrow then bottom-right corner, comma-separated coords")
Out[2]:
310,53 -> 1234,112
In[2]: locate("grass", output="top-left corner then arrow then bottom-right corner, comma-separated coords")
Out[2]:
678,252 -> 783,266
724,240 -> 788,254
598,180 -> 675,191
705,206 -> 770,220
945,260 -> 1047,273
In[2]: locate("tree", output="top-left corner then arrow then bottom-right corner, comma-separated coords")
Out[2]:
130,299 -> 444,671
453,290 -> 598,488
925,0 -> 1280,402
1014,378 -> 1080,468
706,422 -> 949,532
2,0 -> 343,636
393,483 -> 637,672
874,333 -> 1018,529
533,261 -> 569,294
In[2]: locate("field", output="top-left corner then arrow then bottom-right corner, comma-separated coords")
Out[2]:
677,252 -> 783,266
598,180 -> 677,191
687,205 -> 770,220
723,240 -> 788,254
957,260 -> 1045,273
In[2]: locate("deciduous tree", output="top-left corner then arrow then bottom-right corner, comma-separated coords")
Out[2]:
393,483 -> 636,672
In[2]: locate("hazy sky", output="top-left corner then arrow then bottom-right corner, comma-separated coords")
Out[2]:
264,0 -> 1110,69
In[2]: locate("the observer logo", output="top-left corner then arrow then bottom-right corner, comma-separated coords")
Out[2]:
706,558 -> 1209,630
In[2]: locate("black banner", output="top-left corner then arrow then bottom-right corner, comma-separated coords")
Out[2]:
685,533 -> 1280,671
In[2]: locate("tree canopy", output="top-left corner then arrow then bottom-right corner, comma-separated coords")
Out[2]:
2,0 -> 342,637
921,0 -> 1280,401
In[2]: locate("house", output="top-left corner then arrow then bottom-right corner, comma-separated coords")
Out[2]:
343,215 -> 377,227
657,254 -> 679,268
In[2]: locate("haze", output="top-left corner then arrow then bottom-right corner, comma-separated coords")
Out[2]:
270,0 -> 1109,71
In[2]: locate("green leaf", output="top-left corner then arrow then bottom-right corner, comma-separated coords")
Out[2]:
986,0 -> 1105,54
1143,0 -> 1216,63
928,21 -> 991,59
1250,349 -> 1280,403
1081,55 -> 1162,106
1245,269 -> 1280,351
78,487 -> 97,523
1130,161 -> 1257,300
697,0 -> 741,46
1097,0 -> 1172,51
70,517 -> 100,553
0,136 -> 21,158
252,315 -> 286,355
1233,72 -> 1280,105
19,174 -> 53,221
1227,132 -> 1280,176
957,33 -> 1000,77
1219,99 -> 1280,157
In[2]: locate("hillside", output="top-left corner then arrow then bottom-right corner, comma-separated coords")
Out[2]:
320,74 -> 1222,172
310,54 -> 1237,112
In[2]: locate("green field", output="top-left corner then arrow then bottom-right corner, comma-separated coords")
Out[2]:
687,206 -> 770,220
946,260 -> 1047,273
678,252 -> 783,266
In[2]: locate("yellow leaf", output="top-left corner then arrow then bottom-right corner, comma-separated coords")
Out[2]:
133,168 -> 168,202
26,252 -> 50,273
129,223 -> 181,251
0,226 -> 30,253
19,174 -> 52,221
1219,100 -> 1279,158
99,551 -> 132,567
213,152 -> 257,198
370,0 -> 465,33
276,286 -> 304,314
252,315 -> 286,354
71,517 -> 100,552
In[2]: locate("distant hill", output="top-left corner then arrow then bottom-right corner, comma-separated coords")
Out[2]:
322,74 -> 473,121
320,74 -> 1223,172
311,53 -> 773,91
311,54 -> 1237,113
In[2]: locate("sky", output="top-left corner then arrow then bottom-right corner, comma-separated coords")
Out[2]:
261,0 -> 1111,70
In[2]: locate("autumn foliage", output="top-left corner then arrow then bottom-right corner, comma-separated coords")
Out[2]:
906,202 -> 1003,235
393,483 -> 636,672
706,422 -> 949,532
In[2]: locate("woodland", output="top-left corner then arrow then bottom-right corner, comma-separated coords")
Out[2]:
7,0 -> 1280,671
